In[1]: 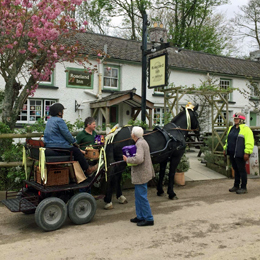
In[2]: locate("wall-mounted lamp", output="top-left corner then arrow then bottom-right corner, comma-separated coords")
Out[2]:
75,100 -> 81,112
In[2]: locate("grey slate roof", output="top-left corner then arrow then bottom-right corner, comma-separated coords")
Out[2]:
71,32 -> 260,79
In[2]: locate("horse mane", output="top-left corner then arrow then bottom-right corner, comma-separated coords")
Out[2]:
171,109 -> 185,123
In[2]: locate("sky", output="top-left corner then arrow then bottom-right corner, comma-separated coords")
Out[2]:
216,0 -> 248,18
216,0 -> 254,57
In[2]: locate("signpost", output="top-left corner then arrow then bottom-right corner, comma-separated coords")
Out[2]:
148,53 -> 168,89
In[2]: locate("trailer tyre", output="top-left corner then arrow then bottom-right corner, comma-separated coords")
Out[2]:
35,197 -> 67,231
68,193 -> 96,225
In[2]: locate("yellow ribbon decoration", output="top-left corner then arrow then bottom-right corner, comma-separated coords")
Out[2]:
96,147 -> 107,181
39,147 -> 47,184
185,107 -> 191,130
22,146 -> 28,180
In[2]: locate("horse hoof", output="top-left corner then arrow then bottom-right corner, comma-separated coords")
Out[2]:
104,202 -> 114,210
169,195 -> 178,200
118,195 -> 128,204
157,191 -> 164,196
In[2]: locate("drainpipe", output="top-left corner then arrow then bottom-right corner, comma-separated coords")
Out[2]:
98,63 -> 102,97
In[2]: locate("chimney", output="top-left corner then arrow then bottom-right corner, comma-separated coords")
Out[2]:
149,23 -> 167,44
250,50 -> 260,61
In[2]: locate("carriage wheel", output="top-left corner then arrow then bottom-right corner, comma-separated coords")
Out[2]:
67,193 -> 97,225
35,197 -> 67,231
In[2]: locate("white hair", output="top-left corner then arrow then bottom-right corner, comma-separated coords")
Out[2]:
132,126 -> 144,138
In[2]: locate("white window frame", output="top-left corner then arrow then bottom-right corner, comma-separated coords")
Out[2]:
153,107 -> 169,126
103,65 -> 120,90
39,72 -> 54,86
249,82 -> 259,98
17,99 -> 56,124
220,79 -> 232,101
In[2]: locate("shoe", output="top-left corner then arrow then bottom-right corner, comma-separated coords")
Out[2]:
229,186 -> 239,192
236,188 -> 248,194
137,220 -> 154,226
130,217 -> 143,223
86,164 -> 98,176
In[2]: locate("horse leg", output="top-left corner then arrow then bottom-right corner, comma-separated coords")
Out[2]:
168,152 -> 184,200
157,161 -> 167,196
103,174 -> 115,209
115,172 -> 128,204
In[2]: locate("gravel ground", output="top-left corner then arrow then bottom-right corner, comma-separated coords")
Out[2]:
1,178 -> 260,260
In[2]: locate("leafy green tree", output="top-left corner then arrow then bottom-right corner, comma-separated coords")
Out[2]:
76,0 -> 112,34
152,0 -> 230,54
76,0 -> 152,40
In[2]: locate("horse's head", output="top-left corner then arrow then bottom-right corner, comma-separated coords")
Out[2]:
171,103 -> 200,135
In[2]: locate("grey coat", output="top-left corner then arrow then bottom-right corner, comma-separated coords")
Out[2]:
126,137 -> 155,185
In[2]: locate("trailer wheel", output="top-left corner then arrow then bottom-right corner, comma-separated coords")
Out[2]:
35,197 -> 67,231
16,188 -> 36,214
68,193 -> 96,225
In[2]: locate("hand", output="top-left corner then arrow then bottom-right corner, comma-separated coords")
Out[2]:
244,153 -> 249,161
73,143 -> 79,148
123,155 -> 127,162
223,150 -> 226,157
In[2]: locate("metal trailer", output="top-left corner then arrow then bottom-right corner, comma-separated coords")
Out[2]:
1,143 -> 105,232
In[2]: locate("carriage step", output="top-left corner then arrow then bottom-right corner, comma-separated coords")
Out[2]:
1,197 -> 37,212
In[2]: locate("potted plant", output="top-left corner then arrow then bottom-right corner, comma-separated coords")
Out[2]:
175,153 -> 190,186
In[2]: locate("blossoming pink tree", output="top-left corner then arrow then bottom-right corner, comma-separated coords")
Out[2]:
0,0 -> 93,129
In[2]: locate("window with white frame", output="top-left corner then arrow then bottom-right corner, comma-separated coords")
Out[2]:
216,111 -> 232,126
153,107 -> 169,126
153,86 -> 168,95
249,82 -> 259,98
39,72 -> 54,86
217,111 -> 226,126
17,99 -> 56,123
103,65 -> 120,90
220,79 -> 232,101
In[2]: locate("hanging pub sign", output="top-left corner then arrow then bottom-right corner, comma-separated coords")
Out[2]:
67,68 -> 92,88
148,53 -> 168,89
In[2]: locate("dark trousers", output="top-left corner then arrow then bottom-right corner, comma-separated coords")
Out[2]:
50,146 -> 89,172
229,154 -> 247,189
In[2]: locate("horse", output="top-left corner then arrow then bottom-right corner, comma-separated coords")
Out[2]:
103,104 -> 200,209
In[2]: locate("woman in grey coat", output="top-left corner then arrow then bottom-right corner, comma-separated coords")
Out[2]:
123,126 -> 155,226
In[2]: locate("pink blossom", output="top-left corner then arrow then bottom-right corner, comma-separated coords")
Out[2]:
6,44 -> 13,49
97,53 -> 101,57
83,21 -> 88,26
19,49 -> 26,54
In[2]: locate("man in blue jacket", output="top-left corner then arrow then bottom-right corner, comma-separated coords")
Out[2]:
223,112 -> 254,194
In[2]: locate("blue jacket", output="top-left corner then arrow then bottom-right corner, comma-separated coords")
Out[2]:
44,116 -> 76,148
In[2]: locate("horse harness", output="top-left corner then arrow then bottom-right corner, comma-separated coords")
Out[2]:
150,123 -> 186,158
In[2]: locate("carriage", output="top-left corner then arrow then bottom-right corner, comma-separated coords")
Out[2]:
1,103 -> 200,231
1,140 -> 105,232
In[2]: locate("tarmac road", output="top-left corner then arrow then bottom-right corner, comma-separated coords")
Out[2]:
1,178 -> 260,260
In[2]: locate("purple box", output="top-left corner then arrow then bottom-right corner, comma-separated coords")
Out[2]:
94,135 -> 104,145
122,145 -> 136,157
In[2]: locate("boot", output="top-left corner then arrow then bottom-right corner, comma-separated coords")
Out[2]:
229,186 -> 239,192
236,188 -> 248,194
86,164 -> 98,176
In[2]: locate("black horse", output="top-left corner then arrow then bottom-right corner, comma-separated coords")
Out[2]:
103,104 -> 200,209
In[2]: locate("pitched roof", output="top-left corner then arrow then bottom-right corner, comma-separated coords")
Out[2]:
71,32 -> 260,79
89,88 -> 154,109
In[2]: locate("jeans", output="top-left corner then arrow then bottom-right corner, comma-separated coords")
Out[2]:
229,154 -> 247,189
135,183 -> 153,221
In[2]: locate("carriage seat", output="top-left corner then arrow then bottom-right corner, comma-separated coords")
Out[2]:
26,145 -> 74,163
